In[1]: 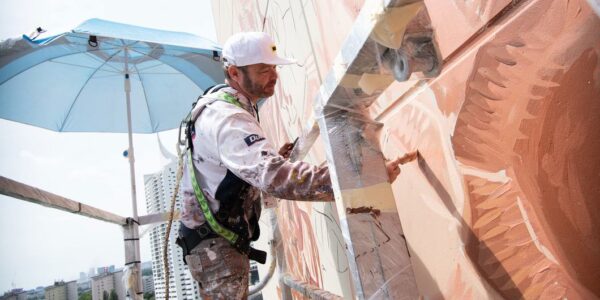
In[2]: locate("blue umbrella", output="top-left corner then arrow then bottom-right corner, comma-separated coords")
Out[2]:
0,18 -> 224,295
0,18 -> 223,133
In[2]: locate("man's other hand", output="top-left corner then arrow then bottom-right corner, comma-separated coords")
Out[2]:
385,151 -> 418,183
278,142 -> 294,159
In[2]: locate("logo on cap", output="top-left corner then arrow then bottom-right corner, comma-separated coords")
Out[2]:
222,32 -> 296,67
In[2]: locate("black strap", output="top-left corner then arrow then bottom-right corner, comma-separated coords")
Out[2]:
185,84 -> 229,152
203,83 -> 229,96
177,222 -> 266,264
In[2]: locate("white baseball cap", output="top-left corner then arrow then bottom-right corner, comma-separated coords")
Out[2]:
222,32 -> 296,67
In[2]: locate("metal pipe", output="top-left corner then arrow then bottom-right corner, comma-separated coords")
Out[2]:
138,210 -> 180,226
281,274 -> 343,300
123,46 -> 143,299
0,175 -> 127,225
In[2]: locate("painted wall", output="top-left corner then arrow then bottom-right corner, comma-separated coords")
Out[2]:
211,0 -> 600,299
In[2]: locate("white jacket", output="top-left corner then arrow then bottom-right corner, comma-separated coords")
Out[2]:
180,87 -> 332,237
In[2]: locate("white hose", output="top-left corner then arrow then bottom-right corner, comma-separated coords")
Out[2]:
248,239 -> 277,298
249,207 -> 280,298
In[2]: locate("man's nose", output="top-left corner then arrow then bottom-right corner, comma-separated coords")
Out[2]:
270,68 -> 278,80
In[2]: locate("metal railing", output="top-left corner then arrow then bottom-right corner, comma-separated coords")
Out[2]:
0,175 -> 341,299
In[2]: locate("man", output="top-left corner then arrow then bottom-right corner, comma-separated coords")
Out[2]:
178,32 -> 406,299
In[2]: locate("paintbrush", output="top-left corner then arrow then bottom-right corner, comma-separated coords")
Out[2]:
289,121 -> 320,162
397,150 -> 419,164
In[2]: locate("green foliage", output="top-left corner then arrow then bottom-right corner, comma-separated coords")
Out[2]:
102,290 -> 109,300
78,291 -> 92,300
109,289 -> 118,300
143,291 -> 155,300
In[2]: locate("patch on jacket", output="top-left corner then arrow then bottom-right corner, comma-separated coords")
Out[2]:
244,134 -> 265,146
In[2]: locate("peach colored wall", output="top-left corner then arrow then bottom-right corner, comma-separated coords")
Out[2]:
211,2 -> 364,298
211,0 -> 600,299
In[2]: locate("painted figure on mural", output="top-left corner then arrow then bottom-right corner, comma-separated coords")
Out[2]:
452,1 -> 600,298
175,31 -> 408,299
381,0 -> 600,298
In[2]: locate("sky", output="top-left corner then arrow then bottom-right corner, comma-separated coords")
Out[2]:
0,0 -> 218,292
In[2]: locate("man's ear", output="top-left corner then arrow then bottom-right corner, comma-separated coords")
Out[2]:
228,66 -> 240,81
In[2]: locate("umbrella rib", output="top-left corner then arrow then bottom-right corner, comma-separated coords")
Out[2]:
127,47 -> 211,88
130,72 -> 184,75
81,51 -> 124,73
92,74 -> 130,79
45,60 -> 121,73
66,36 -> 136,73
102,39 -> 133,49
127,47 -> 160,64
128,44 -> 214,56
135,61 -> 168,73
90,72 -> 185,79
59,49 -> 125,131
0,47 -> 122,85
122,39 -> 142,74
143,42 -> 162,55
127,47 -> 172,75
132,63 -> 156,131
126,43 -> 169,73
130,47 -> 212,61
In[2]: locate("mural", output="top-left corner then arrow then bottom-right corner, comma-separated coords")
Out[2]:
212,0 -> 600,298
453,1 -> 600,298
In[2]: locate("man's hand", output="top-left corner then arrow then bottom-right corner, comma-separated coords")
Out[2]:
386,157 -> 403,183
278,142 -> 295,159
385,151 -> 418,183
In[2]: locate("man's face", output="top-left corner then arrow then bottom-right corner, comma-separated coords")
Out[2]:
235,63 -> 278,99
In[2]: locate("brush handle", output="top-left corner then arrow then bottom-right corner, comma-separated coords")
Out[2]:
398,151 -> 419,164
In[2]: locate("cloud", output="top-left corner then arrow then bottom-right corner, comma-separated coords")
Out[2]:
67,167 -> 113,181
18,150 -> 63,166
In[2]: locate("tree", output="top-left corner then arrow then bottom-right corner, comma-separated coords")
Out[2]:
102,290 -> 109,300
143,291 -> 155,300
142,268 -> 153,277
78,291 -> 92,300
109,289 -> 118,300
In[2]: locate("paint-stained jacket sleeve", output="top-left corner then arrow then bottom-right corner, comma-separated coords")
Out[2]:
215,112 -> 333,201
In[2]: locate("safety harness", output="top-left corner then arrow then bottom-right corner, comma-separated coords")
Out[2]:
176,85 -> 266,264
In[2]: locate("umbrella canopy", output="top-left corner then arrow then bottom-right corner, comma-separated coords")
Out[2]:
0,18 -> 225,133
0,19 -> 226,296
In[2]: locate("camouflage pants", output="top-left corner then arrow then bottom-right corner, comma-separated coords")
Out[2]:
186,237 -> 250,299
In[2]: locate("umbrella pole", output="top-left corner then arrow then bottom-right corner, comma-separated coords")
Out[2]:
124,47 -> 143,299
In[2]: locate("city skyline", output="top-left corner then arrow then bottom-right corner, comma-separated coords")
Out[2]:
1,262 -> 152,293
145,156 -> 201,299
0,0 -> 217,292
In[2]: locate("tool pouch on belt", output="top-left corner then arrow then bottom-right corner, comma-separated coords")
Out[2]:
176,222 -> 217,265
176,222 -> 267,265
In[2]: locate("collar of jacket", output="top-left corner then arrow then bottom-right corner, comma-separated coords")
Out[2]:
220,86 -> 259,119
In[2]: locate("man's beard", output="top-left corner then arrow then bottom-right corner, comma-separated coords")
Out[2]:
242,74 -> 275,99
